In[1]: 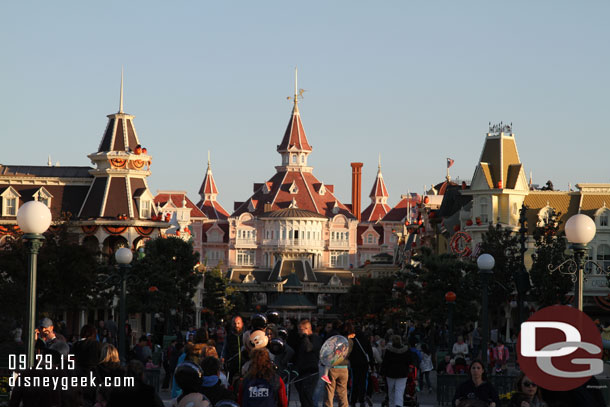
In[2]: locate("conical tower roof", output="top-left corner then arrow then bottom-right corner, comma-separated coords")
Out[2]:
196,153 -> 229,220
361,160 -> 391,222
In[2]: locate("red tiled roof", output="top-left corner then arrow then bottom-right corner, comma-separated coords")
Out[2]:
382,196 -> 419,222
361,202 -> 391,222
232,170 -> 354,219
197,200 -> 229,220
277,104 -> 312,153
154,193 -> 206,219
198,165 -> 219,196
369,169 -> 389,198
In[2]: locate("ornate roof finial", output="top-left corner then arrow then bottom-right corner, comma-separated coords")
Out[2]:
119,67 -> 124,114
294,67 -> 298,106
378,153 -> 381,170
207,150 -> 211,169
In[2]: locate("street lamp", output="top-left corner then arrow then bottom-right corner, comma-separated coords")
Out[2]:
477,253 -> 495,365
17,200 -> 52,367
115,247 -> 133,363
559,214 -> 596,311
445,291 -> 457,350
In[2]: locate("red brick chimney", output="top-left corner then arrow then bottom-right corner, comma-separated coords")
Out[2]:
351,162 -> 363,221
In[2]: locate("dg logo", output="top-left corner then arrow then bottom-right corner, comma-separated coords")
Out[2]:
517,305 -> 603,391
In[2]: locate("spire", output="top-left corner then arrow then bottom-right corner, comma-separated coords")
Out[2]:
199,152 -> 219,199
47,155 -> 52,167
119,67 -> 124,114
369,159 -> 389,199
277,68 -> 312,165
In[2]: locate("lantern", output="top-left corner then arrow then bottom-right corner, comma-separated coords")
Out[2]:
445,291 -> 457,303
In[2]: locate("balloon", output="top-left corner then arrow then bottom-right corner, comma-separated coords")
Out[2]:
277,328 -> 288,341
174,362 -> 203,391
248,330 -> 269,349
268,338 -> 285,355
251,313 -> 267,330
266,310 -> 280,325
319,335 -> 350,367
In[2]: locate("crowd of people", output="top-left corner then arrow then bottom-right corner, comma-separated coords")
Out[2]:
5,314 -> 609,407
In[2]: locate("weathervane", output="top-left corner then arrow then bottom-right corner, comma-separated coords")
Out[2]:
287,67 -> 306,103
488,121 -> 513,134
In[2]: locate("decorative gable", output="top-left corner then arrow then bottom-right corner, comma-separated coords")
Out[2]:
1,187 -> 21,217
289,181 -> 298,194
33,187 -> 54,208
134,189 -> 156,219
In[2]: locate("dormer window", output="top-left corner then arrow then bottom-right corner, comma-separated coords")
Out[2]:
33,187 -> 53,208
601,214 -> 608,227
289,182 -> 298,194
292,155 -> 297,164
367,234 -> 374,244
319,184 -> 326,196
596,206 -> 609,228
301,154 -> 305,164
141,200 -> 151,219
1,187 -> 20,217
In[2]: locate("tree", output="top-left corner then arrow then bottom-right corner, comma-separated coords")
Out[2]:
529,210 -> 573,307
402,248 -> 480,328
339,276 -> 397,321
479,223 -> 521,316
202,264 -> 246,320
127,237 -> 200,320
0,220 -> 102,332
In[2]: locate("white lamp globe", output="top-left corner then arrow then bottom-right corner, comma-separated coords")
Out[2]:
115,247 -> 133,264
565,214 -> 596,244
477,253 -> 495,271
17,200 -> 52,234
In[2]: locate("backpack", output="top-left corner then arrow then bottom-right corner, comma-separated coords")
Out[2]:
241,375 -> 280,407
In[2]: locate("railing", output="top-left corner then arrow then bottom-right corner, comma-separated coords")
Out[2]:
235,238 -> 256,246
329,240 -> 349,248
262,239 -> 323,248
437,374 -> 517,406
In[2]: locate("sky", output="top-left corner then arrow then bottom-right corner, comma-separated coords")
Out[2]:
1,1 -> 609,212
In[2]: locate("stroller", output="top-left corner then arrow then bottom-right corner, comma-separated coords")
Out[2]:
381,364 -> 419,407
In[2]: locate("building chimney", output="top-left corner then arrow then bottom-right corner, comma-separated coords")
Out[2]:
351,162 -> 363,221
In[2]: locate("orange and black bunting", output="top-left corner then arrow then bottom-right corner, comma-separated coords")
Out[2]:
134,226 -> 154,236
103,226 -> 128,235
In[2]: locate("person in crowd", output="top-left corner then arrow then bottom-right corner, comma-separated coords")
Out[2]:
172,341 -> 207,398
509,373 -> 547,407
266,323 -> 294,384
95,343 -> 124,406
133,335 -> 152,364
221,315 -> 246,384
170,362 -> 209,407
452,335 -> 469,358
294,319 -> 322,407
452,360 -> 500,407
323,322 -> 353,407
73,324 -> 102,373
238,349 -> 287,407
349,324 -> 374,407
492,340 -> 509,374
437,354 -> 453,374
105,313 -> 118,345
162,338 -> 178,390
201,356 -> 235,404
380,335 -> 417,407
419,343 -> 434,393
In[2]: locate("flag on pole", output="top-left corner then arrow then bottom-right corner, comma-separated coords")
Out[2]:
447,158 -> 455,168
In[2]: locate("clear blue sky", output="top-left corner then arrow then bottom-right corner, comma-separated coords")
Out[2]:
2,1 -> 609,211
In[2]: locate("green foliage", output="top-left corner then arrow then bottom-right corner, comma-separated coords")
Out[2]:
529,210 -> 573,306
0,222 -> 101,328
403,248 -> 480,327
339,276 -> 396,319
127,237 -> 200,313
480,223 -> 521,313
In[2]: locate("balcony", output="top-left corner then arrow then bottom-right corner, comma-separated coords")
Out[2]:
235,238 -> 256,247
262,239 -> 323,248
329,240 -> 349,248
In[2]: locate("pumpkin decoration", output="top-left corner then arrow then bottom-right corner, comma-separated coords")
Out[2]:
164,213 -> 171,222
135,145 -> 142,155
476,217 -> 482,225
466,219 -> 473,226
142,148 -> 147,154
454,225 -> 460,232
497,180 -> 503,189
424,196 -> 430,204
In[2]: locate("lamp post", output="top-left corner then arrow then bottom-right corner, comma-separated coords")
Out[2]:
516,203 -> 531,333
17,201 -> 52,368
445,291 -> 457,349
563,214 -> 596,311
477,253 -> 495,365
115,247 -> 133,363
